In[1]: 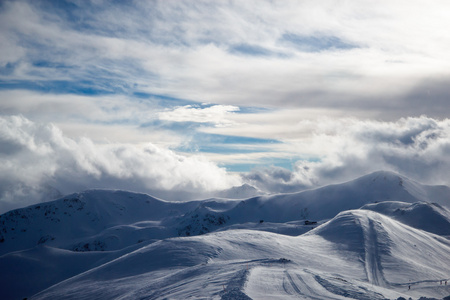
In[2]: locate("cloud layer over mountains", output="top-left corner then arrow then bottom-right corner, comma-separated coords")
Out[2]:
0,115 -> 240,212
1,115 -> 449,212
1,1 -> 450,212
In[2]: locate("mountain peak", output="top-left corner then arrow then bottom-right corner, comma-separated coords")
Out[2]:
215,183 -> 264,199
359,170 -> 405,184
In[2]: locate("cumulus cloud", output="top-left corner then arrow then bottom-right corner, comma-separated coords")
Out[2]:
241,117 -> 450,192
0,115 -> 241,213
241,166 -> 312,194
1,114 -> 449,212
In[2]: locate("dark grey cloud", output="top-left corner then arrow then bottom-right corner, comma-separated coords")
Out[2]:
398,77 -> 450,119
241,166 -> 310,194
264,76 -> 450,121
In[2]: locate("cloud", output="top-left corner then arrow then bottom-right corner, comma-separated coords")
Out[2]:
1,1 -> 449,211
1,114 -> 449,212
0,90 -> 152,123
241,116 -> 450,192
0,115 -> 241,213
1,1 -> 450,119
158,104 -> 240,127
280,33 -> 358,52
241,166 -> 312,194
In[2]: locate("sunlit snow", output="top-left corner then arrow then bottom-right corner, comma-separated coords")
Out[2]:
1,171 -> 449,299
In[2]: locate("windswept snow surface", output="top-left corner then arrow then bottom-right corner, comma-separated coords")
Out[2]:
1,171 -> 450,299
361,201 -> 450,236
31,211 -> 450,300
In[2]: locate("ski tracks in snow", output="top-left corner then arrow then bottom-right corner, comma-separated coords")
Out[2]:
283,270 -> 330,300
246,266 -> 345,299
221,268 -> 252,300
363,218 -> 388,287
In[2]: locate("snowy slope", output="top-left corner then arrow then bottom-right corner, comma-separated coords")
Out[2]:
215,183 -> 266,199
230,170 -> 450,223
361,201 -> 450,236
2,171 -> 448,255
1,170 -> 450,299
0,190 -> 203,256
176,170 -> 450,236
31,210 -> 450,300
0,245 -> 113,300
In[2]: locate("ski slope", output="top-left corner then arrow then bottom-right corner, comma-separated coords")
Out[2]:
30,210 -> 450,300
1,171 -> 450,299
361,201 -> 450,236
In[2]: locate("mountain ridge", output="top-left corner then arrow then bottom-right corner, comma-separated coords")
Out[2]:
2,170 -> 449,255
31,209 -> 450,300
1,170 -> 450,299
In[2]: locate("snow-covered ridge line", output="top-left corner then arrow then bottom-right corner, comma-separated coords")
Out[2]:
1,170 -> 450,299
1,171 -> 449,255
32,209 -> 450,300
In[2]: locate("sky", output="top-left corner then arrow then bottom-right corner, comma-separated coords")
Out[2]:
1,0 -> 450,212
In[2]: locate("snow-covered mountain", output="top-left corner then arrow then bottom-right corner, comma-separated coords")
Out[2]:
214,183 -> 265,199
361,201 -> 450,236
1,170 -> 449,299
30,210 -> 450,300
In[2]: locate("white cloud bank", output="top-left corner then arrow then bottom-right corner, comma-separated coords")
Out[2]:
0,115 -> 241,213
158,105 -> 240,127
1,115 -> 449,213
242,116 -> 450,193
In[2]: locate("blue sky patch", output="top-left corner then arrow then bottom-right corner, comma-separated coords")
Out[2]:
0,62 -> 17,76
230,44 -> 278,57
0,80 -> 120,96
175,132 -> 281,154
281,33 -> 358,52
133,92 -> 201,108
223,157 -> 300,173
201,134 -> 280,145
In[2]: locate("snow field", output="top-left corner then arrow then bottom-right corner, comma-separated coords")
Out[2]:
1,171 -> 450,299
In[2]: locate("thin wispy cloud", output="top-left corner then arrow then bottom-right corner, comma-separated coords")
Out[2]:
0,0 -> 449,210
2,0 -> 450,111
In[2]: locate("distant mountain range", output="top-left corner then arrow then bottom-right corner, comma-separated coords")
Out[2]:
1,170 -> 449,299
